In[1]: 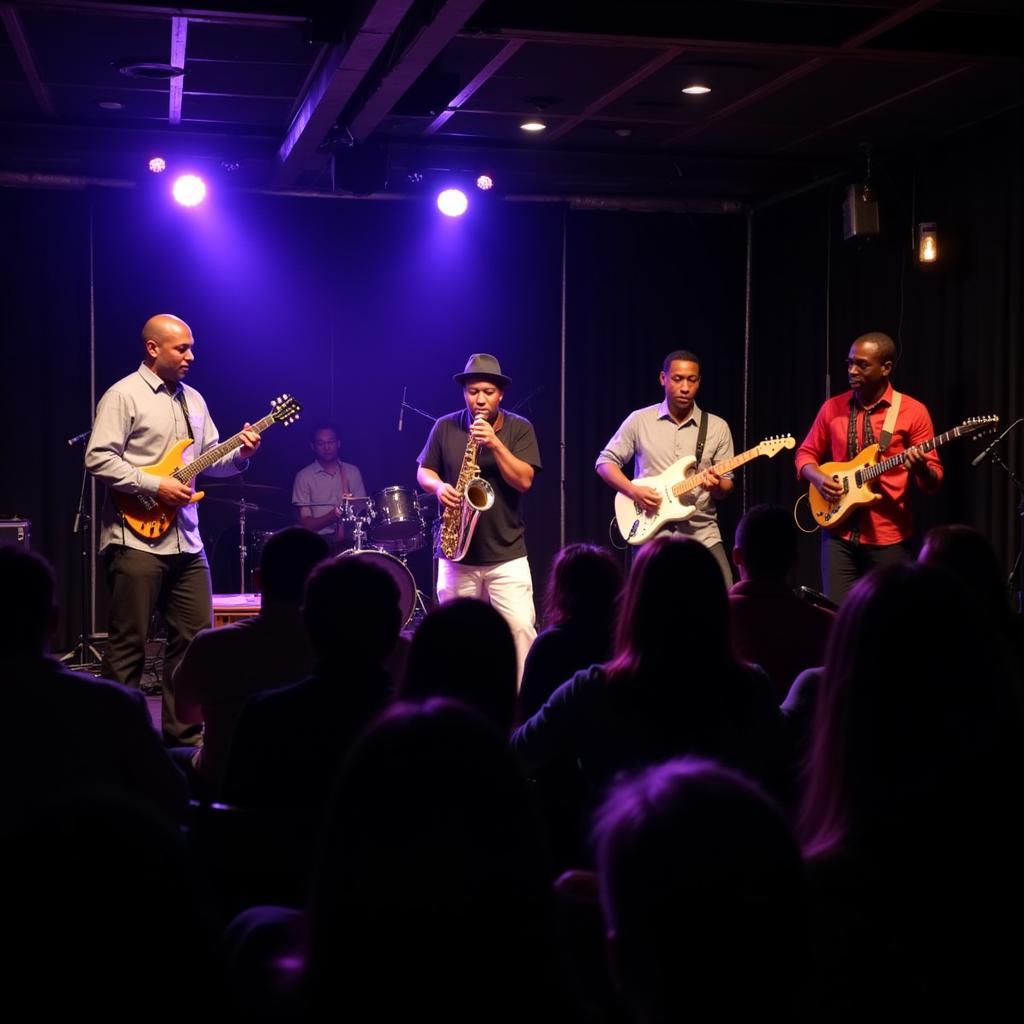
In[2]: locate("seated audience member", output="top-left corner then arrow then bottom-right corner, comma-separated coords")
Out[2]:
221,555 -> 401,810
0,547 -> 187,824
919,522 -> 1024,672
594,758 -> 805,1023
174,527 -> 330,792
400,598 -> 517,734
6,794 -> 223,1015
798,562 -> 1024,1020
520,543 -> 623,720
517,543 -> 622,870
729,504 -> 834,699
512,535 -> 786,801
303,699 -> 578,1022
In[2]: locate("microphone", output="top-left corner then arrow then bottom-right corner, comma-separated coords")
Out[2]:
67,429 -> 91,446
398,386 -> 406,432
972,418 -> 1022,468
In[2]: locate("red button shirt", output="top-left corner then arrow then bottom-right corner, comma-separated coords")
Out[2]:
795,384 -> 943,545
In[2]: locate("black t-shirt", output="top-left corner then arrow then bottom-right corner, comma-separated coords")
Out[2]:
417,409 -> 542,565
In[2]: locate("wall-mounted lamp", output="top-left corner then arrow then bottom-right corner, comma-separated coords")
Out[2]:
918,222 -> 938,264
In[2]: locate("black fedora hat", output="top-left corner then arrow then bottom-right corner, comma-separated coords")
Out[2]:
453,353 -> 511,388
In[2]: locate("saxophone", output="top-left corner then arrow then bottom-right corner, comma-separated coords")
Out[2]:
439,414 -> 495,561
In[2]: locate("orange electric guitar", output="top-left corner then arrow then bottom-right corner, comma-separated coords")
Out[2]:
809,415 -> 998,530
113,394 -> 301,540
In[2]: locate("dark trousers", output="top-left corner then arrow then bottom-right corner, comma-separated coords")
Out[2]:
102,546 -> 213,745
822,534 -> 913,606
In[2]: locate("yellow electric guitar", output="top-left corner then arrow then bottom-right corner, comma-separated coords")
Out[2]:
809,415 -> 998,529
113,394 -> 301,540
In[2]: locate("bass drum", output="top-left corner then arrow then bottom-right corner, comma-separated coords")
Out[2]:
335,548 -> 417,627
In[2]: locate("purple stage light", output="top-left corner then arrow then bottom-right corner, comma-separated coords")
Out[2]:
437,188 -> 468,217
172,174 -> 206,207
148,157 -> 166,174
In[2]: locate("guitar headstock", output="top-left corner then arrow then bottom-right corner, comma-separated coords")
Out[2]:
756,435 -> 796,458
960,414 -> 999,436
270,394 -> 302,426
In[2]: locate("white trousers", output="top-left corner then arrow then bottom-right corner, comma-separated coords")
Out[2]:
436,555 -> 537,686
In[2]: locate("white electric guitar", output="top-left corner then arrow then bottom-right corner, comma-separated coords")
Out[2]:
614,435 -> 796,546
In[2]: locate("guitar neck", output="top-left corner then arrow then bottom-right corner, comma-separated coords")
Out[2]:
174,411 -> 277,483
673,446 -> 761,497
863,425 -> 963,481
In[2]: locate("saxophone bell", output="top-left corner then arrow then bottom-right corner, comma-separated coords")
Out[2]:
464,477 -> 494,513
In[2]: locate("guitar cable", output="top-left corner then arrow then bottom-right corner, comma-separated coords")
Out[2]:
792,492 -> 820,535
608,516 -> 628,550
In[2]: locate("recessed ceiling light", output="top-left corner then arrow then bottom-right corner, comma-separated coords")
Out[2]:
520,120 -> 546,132
116,59 -> 184,80
98,100 -> 124,110
682,84 -> 711,95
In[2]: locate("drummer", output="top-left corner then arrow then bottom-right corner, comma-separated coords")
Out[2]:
292,422 -> 368,550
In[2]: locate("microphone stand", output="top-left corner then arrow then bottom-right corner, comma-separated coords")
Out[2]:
399,395 -> 439,427
974,418 -> 1024,612
61,439 -> 105,670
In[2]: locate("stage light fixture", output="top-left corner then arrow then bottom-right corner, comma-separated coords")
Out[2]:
172,174 -> 207,207
437,188 -> 468,217
519,120 -> 546,132
918,222 -> 938,264
682,84 -> 711,95
148,157 -> 166,173
476,174 -> 494,191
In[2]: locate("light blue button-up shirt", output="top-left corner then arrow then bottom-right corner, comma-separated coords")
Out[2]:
596,400 -> 734,548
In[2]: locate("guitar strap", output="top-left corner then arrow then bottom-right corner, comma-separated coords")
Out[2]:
176,388 -> 195,441
878,391 -> 901,452
694,411 -> 709,465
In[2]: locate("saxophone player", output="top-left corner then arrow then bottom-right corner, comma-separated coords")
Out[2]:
416,354 -> 542,683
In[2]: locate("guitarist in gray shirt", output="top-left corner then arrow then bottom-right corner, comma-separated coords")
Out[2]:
596,350 -> 735,586
86,314 -> 261,746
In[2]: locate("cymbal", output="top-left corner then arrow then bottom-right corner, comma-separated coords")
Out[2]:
205,480 -> 284,492
206,497 -> 288,517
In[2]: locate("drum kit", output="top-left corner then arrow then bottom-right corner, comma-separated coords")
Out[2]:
306,486 -> 432,627
208,480 -> 433,626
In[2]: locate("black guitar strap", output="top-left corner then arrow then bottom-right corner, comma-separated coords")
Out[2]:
176,388 -> 195,441
694,411 -> 709,465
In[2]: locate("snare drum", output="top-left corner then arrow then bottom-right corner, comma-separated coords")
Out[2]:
370,486 -> 424,543
335,548 -> 417,626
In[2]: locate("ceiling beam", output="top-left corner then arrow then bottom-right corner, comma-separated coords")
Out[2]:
19,1 -> 305,28
425,38 -> 523,135
347,0 -> 486,143
776,62 -> 976,152
273,0 -> 416,187
544,46 -> 684,143
1,3 -> 55,115
459,17 -> 1018,67
168,15 -> 187,126
662,0 -> 942,147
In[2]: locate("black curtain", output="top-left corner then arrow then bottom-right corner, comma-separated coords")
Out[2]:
750,108 -> 1023,592
0,189 -> 93,645
563,209 -> 748,580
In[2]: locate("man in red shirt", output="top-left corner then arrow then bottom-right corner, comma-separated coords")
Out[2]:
795,332 -> 943,604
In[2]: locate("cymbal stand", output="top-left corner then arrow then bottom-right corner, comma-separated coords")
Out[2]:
335,495 -> 372,553
235,498 -> 259,594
